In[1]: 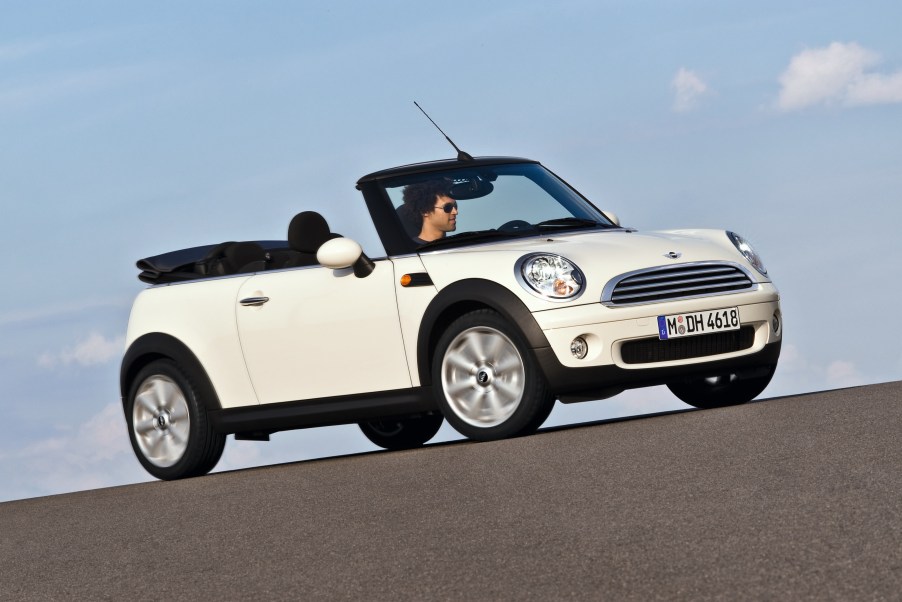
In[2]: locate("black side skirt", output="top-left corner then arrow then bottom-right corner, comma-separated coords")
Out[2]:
208,387 -> 438,435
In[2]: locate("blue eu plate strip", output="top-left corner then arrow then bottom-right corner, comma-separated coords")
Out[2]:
657,316 -> 669,340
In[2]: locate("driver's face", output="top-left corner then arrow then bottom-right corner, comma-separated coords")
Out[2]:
423,194 -> 458,235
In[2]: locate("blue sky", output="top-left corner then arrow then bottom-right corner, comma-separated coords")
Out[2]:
2,1 -> 901,502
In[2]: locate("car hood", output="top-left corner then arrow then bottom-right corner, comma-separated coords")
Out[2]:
417,228 -> 769,310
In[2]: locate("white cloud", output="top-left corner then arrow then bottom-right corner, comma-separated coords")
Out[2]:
216,440 -> 264,471
774,343 -> 808,374
825,360 -> 865,388
0,402 -> 148,502
0,402 -> 372,501
776,42 -> 902,111
39,332 -> 124,368
767,343 -> 870,395
672,68 -> 709,113
845,71 -> 902,106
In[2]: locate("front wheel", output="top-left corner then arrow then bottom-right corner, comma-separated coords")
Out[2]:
667,365 -> 776,409
432,309 -> 555,441
126,359 -> 225,480
358,413 -> 444,450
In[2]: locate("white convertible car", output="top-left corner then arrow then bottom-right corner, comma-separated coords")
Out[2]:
122,156 -> 782,480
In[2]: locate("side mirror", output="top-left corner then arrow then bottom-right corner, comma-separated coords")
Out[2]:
316,238 -> 375,278
602,211 -> 621,227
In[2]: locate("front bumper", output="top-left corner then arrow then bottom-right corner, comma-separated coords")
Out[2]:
529,286 -> 782,397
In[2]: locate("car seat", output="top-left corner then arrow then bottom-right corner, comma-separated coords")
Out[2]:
202,241 -> 267,275
280,211 -> 341,268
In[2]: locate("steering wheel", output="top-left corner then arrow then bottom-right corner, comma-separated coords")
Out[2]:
497,220 -> 532,232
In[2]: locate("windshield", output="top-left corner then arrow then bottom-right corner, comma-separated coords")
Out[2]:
381,163 -> 615,248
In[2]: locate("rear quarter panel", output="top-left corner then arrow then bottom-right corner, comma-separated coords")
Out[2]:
125,278 -> 259,409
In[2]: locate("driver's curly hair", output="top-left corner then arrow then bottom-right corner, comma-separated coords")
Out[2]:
402,179 -> 452,216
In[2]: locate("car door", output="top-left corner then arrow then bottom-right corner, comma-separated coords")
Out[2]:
234,260 -> 411,405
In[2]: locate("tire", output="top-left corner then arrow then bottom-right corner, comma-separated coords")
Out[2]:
667,365 -> 776,409
126,359 -> 226,480
358,413 -> 444,450
432,309 -> 555,441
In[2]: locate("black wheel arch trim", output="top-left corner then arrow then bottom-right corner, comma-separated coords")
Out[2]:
120,333 -> 223,411
416,278 -> 550,386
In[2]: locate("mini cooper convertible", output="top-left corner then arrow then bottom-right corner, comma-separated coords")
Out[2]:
122,156 -> 782,480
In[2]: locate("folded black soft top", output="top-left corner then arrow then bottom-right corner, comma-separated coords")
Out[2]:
137,240 -> 288,284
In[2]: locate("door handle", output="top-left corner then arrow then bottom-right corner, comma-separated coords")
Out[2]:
240,296 -> 270,307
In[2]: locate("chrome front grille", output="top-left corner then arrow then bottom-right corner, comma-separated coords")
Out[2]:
603,262 -> 755,307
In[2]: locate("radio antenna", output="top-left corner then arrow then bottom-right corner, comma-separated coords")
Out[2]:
414,101 -> 473,161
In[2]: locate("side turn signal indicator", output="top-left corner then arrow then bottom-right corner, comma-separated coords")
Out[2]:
399,273 -> 433,287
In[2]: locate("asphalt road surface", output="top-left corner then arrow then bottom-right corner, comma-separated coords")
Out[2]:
2,382 -> 901,600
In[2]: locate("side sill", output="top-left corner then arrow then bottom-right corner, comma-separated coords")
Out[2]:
209,387 -> 437,435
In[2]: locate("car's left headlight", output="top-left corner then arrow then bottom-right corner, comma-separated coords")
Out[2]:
516,253 -> 585,301
727,231 -> 767,276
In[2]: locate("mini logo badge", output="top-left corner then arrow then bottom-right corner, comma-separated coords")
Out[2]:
664,251 -> 682,259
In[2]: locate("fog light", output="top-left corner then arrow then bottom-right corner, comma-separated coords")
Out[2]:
570,337 -> 588,359
772,312 -> 781,335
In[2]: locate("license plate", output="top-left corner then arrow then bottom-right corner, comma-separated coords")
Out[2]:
657,307 -> 741,340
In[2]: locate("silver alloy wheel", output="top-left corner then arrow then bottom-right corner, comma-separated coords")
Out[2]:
132,374 -> 191,468
440,325 -> 526,428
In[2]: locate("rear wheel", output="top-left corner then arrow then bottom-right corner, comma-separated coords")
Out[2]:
126,359 -> 225,480
432,309 -> 555,441
358,413 -> 444,450
667,365 -> 776,409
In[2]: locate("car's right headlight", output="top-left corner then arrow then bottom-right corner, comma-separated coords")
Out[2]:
515,253 -> 585,301
727,231 -> 767,276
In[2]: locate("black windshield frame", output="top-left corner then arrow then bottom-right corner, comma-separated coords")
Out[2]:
358,158 -> 614,256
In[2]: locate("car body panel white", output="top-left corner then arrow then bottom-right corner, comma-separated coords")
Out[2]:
417,228 -> 767,313
125,277 -> 259,409
539,298 -> 781,369
390,256 -> 438,387
235,261 -> 411,404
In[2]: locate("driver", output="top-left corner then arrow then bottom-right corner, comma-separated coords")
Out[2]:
401,179 -> 458,243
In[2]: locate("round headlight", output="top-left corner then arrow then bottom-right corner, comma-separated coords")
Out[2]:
727,231 -> 767,276
516,253 -> 585,301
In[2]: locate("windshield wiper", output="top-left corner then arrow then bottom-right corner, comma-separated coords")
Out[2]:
535,217 -> 613,230
417,229 -> 527,250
